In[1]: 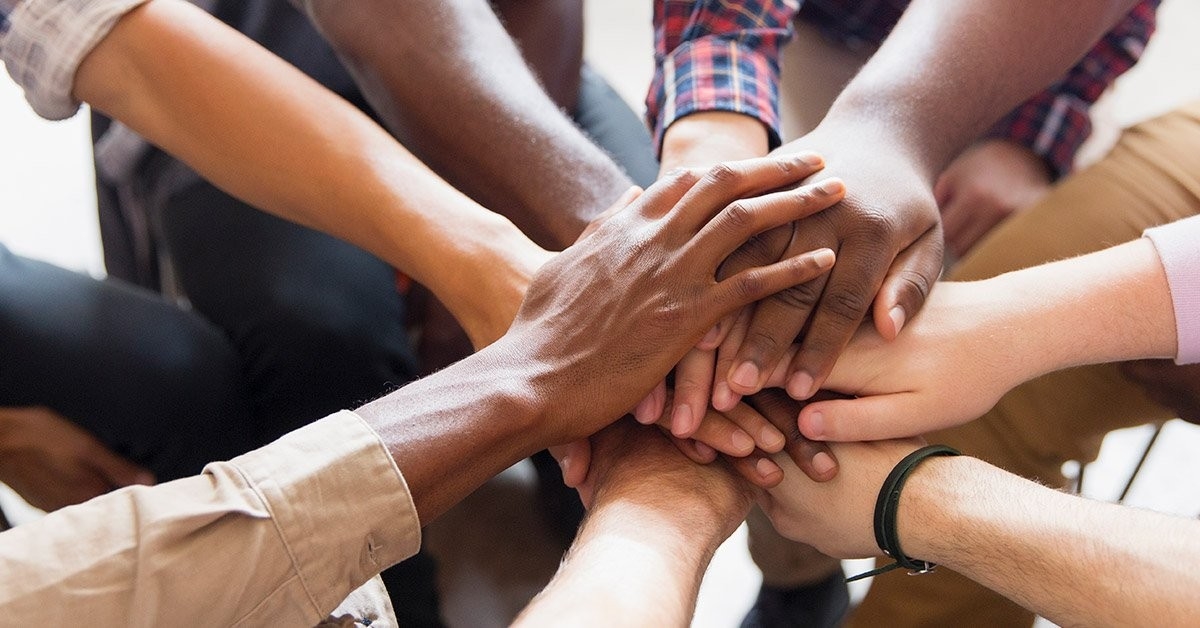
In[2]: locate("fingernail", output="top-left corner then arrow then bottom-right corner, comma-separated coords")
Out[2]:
671,404 -> 693,437
701,324 -> 722,347
805,410 -> 824,438
731,430 -> 756,454
799,153 -> 823,167
816,178 -> 844,195
633,396 -> 654,424
811,248 -> 836,268
731,361 -> 760,390
760,426 -> 785,452
757,457 -> 782,479
558,454 -> 572,474
695,441 -> 716,460
889,306 -> 907,335
713,382 -> 735,412
788,371 -> 815,400
813,452 -> 836,476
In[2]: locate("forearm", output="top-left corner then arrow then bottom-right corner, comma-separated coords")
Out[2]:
515,500 -> 723,627
979,238 -> 1176,381
300,0 -> 632,248
353,336 -> 554,522
73,0 -> 537,345
823,0 -> 1138,180
905,456 -> 1200,626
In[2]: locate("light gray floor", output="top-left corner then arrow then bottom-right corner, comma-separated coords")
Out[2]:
3,2 -> 1200,626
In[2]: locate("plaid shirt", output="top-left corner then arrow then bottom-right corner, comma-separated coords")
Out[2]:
649,0 -> 1160,178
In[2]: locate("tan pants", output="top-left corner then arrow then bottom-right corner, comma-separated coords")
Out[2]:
759,25 -> 1200,626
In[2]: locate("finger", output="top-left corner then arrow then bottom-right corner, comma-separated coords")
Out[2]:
677,410 -> 757,457
872,227 -> 943,340
798,393 -> 933,441
670,348 -> 717,438
694,178 -> 846,265
88,443 -> 155,488
784,238 -> 893,399
632,168 -> 705,221
726,238 -> 828,396
728,453 -> 784,488
697,310 -> 739,351
670,435 -> 719,464
549,439 -> 594,488
669,153 -> 826,231
719,402 -> 787,454
782,436 -> 840,482
712,248 -> 836,329
713,307 -> 754,411
633,379 -> 668,425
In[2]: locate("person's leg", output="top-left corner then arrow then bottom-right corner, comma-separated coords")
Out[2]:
847,102 -> 1200,628
154,177 -> 440,626
0,245 -> 254,481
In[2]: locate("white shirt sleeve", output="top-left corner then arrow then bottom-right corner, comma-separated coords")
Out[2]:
0,0 -> 152,119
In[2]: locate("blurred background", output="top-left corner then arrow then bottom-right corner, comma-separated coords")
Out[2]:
2,1 -> 1199,626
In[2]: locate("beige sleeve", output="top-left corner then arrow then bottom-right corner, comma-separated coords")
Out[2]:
0,410 -> 421,625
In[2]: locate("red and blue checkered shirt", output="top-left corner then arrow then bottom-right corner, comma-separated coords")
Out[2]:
647,0 -> 1160,178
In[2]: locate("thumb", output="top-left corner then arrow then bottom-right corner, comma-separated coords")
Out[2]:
798,393 -> 932,442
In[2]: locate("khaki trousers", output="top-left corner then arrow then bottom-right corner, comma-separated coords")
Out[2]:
760,27 -> 1200,625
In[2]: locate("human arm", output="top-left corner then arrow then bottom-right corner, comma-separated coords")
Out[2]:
57,0 -> 544,348
655,0 -> 1144,407
794,223 -> 1188,441
294,0 -> 631,250
516,419 -> 754,627
0,159 -> 835,622
760,440 -> 1200,627
937,0 -> 1159,257
0,406 -> 153,512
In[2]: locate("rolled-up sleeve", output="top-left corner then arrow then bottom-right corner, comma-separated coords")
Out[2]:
1144,216 -> 1200,365
0,410 -> 421,625
0,0 -> 151,119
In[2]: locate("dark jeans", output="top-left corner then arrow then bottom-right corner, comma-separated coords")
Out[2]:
0,244 -> 255,481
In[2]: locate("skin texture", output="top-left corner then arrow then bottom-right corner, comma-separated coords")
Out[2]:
73,0 -> 549,349
935,139 -> 1053,259
659,0 -> 1141,414
355,155 -> 839,521
0,407 -> 153,512
516,419 -> 754,627
762,445 -> 1200,627
300,0 -> 631,250
792,238 -> 1176,442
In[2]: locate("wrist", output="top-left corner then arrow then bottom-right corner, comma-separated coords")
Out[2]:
661,112 -> 770,172
436,216 -> 547,349
893,455 -> 977,565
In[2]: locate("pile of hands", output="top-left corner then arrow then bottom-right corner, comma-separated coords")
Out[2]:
497,141 -> 1194,561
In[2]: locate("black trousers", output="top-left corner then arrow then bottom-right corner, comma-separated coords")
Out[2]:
0,244 -> 255,481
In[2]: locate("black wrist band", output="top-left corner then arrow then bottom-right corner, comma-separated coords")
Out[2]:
846,444 -> 961,583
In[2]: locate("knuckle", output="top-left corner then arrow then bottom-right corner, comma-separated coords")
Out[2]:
734,272 -> 766,301
705,163 -> 741,187
853,210 -> 897,240
745,327 -> 787,356
663,167 -> 702,190
895,268 -> 933,304
721,201 -> 755,231
771,280 -> 823,312
823,288 -> 871,325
